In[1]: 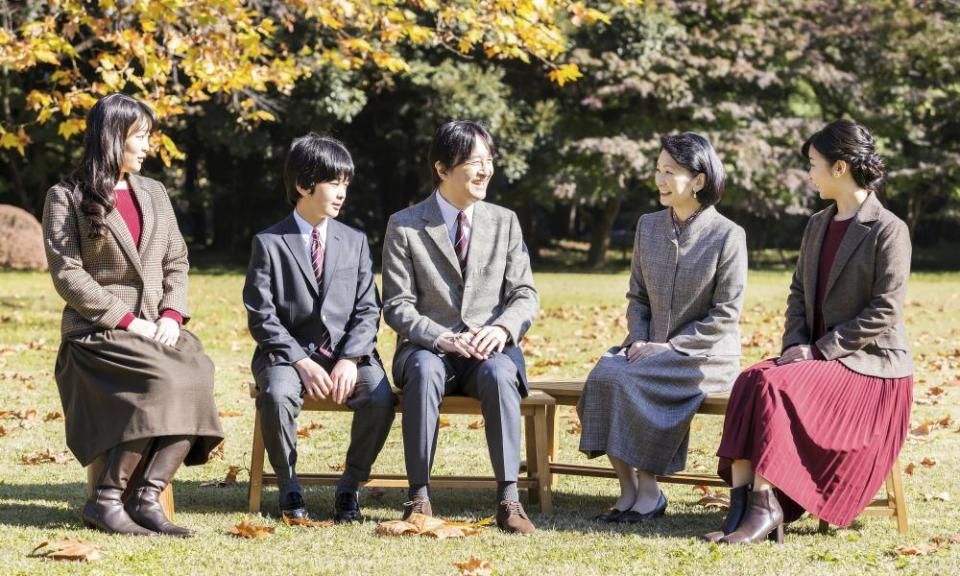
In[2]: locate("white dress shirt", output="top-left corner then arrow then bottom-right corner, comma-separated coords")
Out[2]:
292,208 -> 329,262
435,191 -> 473,249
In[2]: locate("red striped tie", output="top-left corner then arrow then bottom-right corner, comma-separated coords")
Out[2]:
454,211 -> 468,275
311,228 -> 332,357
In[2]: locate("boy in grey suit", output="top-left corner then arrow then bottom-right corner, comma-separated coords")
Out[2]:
382,121 -> 539,534
243,134 -> 395,523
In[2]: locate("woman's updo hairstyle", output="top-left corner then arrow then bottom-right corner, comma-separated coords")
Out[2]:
801,119 -> 885,193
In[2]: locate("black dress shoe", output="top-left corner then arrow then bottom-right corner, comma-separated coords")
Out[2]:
592,508 -> 625,523
333,491 -> 363,524
280,492 -> 309,521
619,491 -> 667,524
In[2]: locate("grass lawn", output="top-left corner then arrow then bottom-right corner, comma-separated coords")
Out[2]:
1,270 -> 958,575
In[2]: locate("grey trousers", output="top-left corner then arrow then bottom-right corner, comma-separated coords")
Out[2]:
254,355 -> 396,506
399,348 -> 522,485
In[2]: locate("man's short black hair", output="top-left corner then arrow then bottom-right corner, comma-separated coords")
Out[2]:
283,133 -> 354,206
428,120 -> 495,186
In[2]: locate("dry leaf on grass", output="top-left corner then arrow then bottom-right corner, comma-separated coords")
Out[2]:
922,492 -> 951,502
0,425 -> 6,437
931,535 -> 960,545
281,514 -> 334,528
20,449 -> 72,465
43,411 -> 62,422
29,539 -> 100,562
894,544 -> 938,556
927,386 -> 945,397
327,461 -> 346,472
921,457 -> 937,468
438,417 -> 452,429
376,513 -> 487,539
905,463 -> 916,475
209,441 -> 226,460
228,519 -> 275,538
218,409 -> 242,417
468,419 -> 484,430
454,556 -> 493,576
200,465 -> 242,488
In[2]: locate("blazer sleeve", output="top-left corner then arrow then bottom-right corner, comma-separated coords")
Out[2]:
815,218 -> 911,360
157,183 -> 190,321
622,215 -> 651,346
381,215 -> 448,348
243,234 -> 308,365
781,217 -> 814,352
42,186 -> 130,329
669,225 -> 748,355
337,234 -> 381,359
491,211 -> 539,343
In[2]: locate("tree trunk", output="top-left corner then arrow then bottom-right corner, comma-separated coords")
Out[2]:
587,195 -> 621,268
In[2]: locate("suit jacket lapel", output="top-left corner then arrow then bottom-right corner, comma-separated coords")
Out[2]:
104,206 -> 145,278
321,220 -> 343,306
823,194 -> 881,299
423,194 -> 463,282
464,202 -> 492,283
128,174 -> 156,258
802,207 -> 830,331
280,215 -> 320,298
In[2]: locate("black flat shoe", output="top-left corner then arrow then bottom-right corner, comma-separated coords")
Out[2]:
619,491 -> 667,524
280,492 -> 309,521
592,508 -> 625,523
333,491 -> 363,524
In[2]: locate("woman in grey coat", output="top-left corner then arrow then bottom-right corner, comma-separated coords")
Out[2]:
578,132 -> 747,523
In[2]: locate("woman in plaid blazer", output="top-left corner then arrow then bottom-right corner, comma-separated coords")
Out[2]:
42,94 -> 223,537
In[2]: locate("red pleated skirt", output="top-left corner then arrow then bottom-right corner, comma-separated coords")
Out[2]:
716,358 -> 913,527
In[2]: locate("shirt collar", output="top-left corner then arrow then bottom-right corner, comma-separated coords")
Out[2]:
435,190 -> 474,228
292,209 -> 329,238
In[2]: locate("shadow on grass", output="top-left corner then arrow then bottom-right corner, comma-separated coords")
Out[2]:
1,479 -> 779,538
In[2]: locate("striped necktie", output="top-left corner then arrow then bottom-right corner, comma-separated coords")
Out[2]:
311,228 -> 332,357
454,211 -> 468,275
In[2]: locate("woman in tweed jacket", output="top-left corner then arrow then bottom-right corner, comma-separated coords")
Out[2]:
42,94 -> 223,537
578,133 -> 747,524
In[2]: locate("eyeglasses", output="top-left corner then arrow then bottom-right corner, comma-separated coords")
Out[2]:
460,157 -> 495,170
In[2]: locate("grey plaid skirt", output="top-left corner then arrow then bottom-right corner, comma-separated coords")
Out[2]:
577,346 -> 739,475
54,328 -> 224,466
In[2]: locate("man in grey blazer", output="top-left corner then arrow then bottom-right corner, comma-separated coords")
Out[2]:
382,121 -> 539,534
243,134 -> 395,523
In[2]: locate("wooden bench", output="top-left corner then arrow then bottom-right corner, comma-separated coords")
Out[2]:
247,382 -> 555,514
86,455 -> 175,520
528,379 -> 908,534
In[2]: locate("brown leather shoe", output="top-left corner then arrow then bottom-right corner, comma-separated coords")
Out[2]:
82,439 -> 156,536
719,488 -> 784,544
702,484 -> 750,543
496,500 -> 536,535
401,498 -> 432,521
125,436 -> 194,537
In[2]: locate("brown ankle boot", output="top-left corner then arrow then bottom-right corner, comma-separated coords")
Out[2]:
401,497 -> 433,521
496,500 -> 536,535
82,439 -> 156,536
719,488 -> 784,544
125,436 -> 194,538
703,484 -> 750,542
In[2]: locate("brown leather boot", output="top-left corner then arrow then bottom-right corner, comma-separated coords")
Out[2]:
702,484 -> 750,542
401,497 -> 433,521
719,488 -> 784,544
496,500 -> 536,535
125,436 -> 194,537
82,439 -> 156,536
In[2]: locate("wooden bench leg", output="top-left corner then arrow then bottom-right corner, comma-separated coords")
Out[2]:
547,405 -> 559,461
818,519 -> 829,532
533,405 -> 553,514
889,459 -> 908,534
524,413 -> 540,507
248,409 -> 266,514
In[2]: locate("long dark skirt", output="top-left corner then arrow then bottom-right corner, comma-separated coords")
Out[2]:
54,328 -> 224,467
717,358 -> 913,527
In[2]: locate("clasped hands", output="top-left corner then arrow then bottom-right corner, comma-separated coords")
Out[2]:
293,356 -> 359,404
437,325 -> 509,359
776,344 -> 815,365
127,317 -> 180,346
624,340 -> 671,363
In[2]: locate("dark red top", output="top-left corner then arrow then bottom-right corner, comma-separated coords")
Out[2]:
813,217 -> 854,346
113,184 -> 183,329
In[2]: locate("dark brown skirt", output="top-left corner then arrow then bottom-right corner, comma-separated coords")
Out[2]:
54,328 -> 224,467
